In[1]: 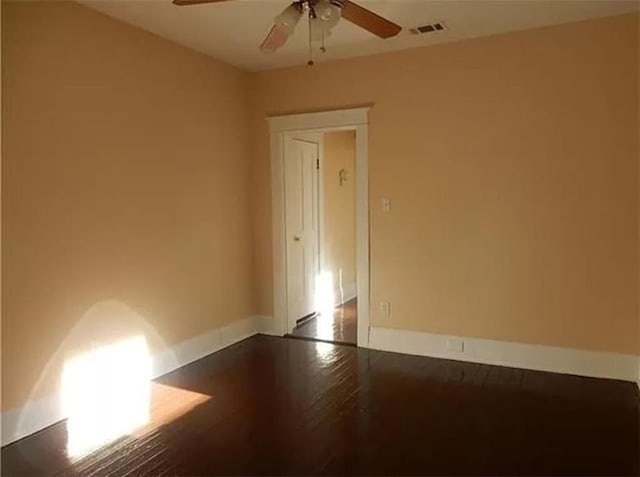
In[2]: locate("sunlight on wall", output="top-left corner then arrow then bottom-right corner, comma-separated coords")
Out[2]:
316,308 -> 336,341
62,336 -> 151,457
314,271 -> 339,340
314,271 -> 335,316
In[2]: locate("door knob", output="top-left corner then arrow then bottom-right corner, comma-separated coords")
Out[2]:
293,235 -> 302,242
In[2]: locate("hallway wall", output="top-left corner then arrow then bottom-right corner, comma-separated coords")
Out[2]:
322,131 -> 357,303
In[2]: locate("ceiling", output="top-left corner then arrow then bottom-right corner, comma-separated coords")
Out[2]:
78,0 -> 639,72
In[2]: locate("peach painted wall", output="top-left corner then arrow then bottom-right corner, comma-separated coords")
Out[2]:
2,1 -> 252,411
2,2 -> 639,416
250,13 -> 640,356
322,131 -> 356,299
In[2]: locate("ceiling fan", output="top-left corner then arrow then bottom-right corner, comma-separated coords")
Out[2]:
172,0 -> 402,64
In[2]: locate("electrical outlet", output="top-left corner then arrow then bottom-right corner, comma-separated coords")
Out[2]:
380,301 -> 392,320
446,338 -> 464,353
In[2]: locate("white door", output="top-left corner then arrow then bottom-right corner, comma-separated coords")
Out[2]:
284,137 -> 319,331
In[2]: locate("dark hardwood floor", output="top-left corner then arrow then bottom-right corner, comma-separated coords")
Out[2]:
289,298 -> 357,345
2,334 -> 639,476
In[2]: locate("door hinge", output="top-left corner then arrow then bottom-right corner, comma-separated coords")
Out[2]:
316,158 -> 320,170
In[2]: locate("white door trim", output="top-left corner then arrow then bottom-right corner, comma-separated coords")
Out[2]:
267,107 -> 370,132
267,107 -> 371,346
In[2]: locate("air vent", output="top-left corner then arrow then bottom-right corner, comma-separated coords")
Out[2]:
409,22 -> 446,35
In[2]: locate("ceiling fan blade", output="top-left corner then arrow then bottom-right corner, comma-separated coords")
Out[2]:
341,0 -> 401,39
259,3 -> 302,54
173,0 -> 233,6
260,24 -> 291,53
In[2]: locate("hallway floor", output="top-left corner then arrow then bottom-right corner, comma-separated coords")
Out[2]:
289,298 -> 357,345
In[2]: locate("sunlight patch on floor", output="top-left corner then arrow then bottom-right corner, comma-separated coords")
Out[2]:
61,335 -> 214,459
140,382 -> 211,432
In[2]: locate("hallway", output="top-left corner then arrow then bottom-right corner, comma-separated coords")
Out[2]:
289,299 -> 357,345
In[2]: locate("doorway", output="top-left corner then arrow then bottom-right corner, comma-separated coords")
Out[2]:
267,108 -> 370,347
288,130 -> 358,345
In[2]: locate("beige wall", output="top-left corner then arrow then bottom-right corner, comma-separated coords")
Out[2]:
322,131 -> 356,299
3,2 -> 639,415
250,13 -> 640,356
2,1 -> 252,411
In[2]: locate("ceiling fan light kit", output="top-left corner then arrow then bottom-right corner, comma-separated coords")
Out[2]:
310,1 -> 341,41
314,0 -> 342,30
173,0 -> 402,66
276,3 -> 304,36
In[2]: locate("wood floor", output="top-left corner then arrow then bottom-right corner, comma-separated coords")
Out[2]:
289,298 -> 357,345
2,335 -> 639,476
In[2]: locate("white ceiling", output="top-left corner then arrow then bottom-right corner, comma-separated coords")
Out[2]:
78,0 -> 639,72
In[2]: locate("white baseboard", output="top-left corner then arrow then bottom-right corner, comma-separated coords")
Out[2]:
151,316 -> 258,378
1,315 -> 274,447
255,315 -> 279,336
1,393 -> 64,449
369,327 -> 640,383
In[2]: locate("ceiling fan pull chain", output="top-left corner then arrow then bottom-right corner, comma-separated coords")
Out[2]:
307,7 -> 314,66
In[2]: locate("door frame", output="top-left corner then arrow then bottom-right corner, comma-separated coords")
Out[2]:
267,107 -> 370,346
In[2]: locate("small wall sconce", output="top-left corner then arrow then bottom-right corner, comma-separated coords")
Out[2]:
339,168 -> 348,186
